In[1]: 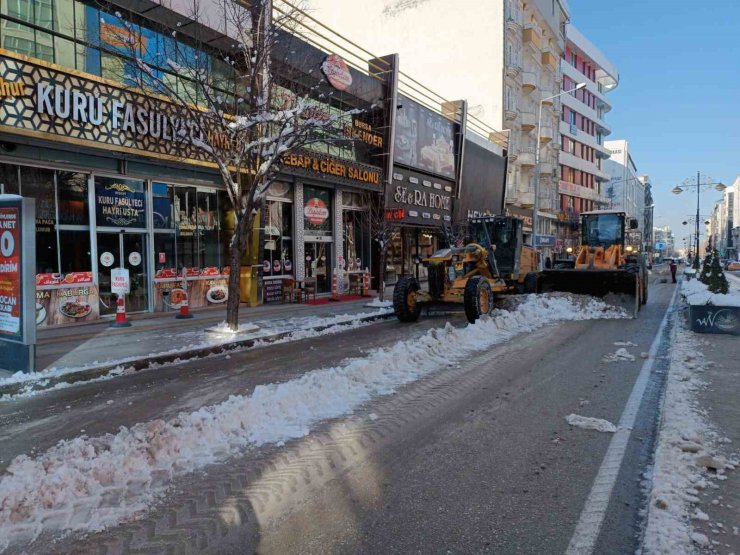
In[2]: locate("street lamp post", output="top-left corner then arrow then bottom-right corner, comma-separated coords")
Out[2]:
672,172 -> 726,269
532,82 -> 585,268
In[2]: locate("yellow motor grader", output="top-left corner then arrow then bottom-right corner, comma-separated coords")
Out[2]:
393,216 -> 538,324
537,210 -> 648,317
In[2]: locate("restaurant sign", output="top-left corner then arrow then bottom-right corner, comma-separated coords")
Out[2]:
385,168 -> 454,227
0,195 -> 36,373
0,50 -> 227,166
95,177 -> 146,228
281,150 -> 382,190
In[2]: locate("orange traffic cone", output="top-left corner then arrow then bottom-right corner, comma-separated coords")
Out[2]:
176,296 -> 194,319
110,296 -> 131,328
329,269 -> 341,301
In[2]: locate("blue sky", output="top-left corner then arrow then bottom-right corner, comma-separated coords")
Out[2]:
569,0 -> 740,250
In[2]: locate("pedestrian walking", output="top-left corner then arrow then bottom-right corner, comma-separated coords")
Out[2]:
669,260 -> 677,283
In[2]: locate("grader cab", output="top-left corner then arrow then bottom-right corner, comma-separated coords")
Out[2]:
393,216 -> 538,324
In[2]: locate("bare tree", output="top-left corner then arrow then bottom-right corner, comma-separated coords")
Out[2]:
104,0 -> 363,329
364,191 -> 394,301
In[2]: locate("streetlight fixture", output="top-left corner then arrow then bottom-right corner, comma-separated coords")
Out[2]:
672,172 -> 726,268
532,82 -> 586,267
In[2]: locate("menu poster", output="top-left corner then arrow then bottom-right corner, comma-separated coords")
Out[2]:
35,272 -> 99,327
263,279 -> 284,303
153,267 -> 229,311
0,206 -> 21,337
95,177 -> 146,228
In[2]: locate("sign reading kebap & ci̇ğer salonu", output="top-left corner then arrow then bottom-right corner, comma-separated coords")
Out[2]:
0,194 -> 36,373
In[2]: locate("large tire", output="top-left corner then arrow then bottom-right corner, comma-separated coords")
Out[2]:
393,276 -> 422,323
464,275 -> 493,324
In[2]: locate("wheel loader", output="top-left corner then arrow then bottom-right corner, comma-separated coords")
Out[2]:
393,216 -> 538,324
537,210 -> 648,317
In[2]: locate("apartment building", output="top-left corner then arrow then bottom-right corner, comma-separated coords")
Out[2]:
603,139 -> 646,232
556,25 -> 618,249
306,0 -> 570,256
710,185 -> 736,258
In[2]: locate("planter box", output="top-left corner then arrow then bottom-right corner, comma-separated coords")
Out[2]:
689,304 -> 740,335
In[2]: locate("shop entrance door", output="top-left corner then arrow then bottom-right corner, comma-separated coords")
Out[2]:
304,242 -> 332,294
97,232 -> 149,316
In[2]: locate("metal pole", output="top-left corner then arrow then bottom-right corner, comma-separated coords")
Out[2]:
694,171 -> 700,269
532,99 -> 543,268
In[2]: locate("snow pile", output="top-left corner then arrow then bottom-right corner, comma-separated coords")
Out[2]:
603,348 -> 636,362
364,298 -> 393,308
681,274 -> 740,307
642,312 -> 737,554
0,294 -> 625,547
565,414 -> 617,433
0,308 -> 393,399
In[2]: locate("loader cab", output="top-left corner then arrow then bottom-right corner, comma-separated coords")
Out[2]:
581,211 -> 627,248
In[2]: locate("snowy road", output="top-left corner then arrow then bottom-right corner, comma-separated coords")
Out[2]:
0,274 -> 679,554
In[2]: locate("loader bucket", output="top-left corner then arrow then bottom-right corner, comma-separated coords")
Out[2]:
536,269 -> 639,317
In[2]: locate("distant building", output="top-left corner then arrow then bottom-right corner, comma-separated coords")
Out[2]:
639,175 -> 654,253
653,226 -> 675,260
603,139 -> 646,232
556,25 -> 618,251
711,184 -> 735,258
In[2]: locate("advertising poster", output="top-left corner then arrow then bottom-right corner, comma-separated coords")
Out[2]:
0,206 -> 21,337
394,96 -> 457,179
35,272 -> 100,328
153,267 -> 229,311
303,186 -> 332,237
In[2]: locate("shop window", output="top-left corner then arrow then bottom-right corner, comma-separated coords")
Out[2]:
197,190 -> 220,268
57,171 -> 89,225
219,189 -> 235,265
343,209 -> 370,271
264,199 -> 293,277
153,233 -> 176,272
152,182 -> 174,229
20,166 -> 57,273
174,186 -> 198,269
58,229 -> 91,272
34,0 -> 52,29
0,163 -> 19,194
1,21 -> 36,57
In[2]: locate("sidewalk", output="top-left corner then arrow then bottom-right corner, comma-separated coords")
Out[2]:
642,276 -> 740,553
0,296 -> 393,397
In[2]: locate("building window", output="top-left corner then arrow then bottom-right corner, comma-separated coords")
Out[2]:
263,198 -> 293,277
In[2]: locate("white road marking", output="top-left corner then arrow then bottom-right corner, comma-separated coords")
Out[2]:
565,285 -> 680,555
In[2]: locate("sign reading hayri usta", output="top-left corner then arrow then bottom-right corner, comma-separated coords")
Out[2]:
0,51 -> 227,164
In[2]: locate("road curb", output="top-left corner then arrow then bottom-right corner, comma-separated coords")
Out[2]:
0,311 -> 394,399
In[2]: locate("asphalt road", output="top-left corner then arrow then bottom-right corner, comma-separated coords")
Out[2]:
2,271 -> 678,554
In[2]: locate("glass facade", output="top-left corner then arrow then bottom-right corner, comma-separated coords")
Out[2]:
0,0 -> 238,103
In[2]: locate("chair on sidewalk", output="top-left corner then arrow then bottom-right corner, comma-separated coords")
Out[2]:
348,273 -> 362,296
282,278 -> 296,303
303,277 -> 317,303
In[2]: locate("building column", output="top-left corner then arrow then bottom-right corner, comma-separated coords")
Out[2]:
334,188 -> 344,270
294,182 -> 305,279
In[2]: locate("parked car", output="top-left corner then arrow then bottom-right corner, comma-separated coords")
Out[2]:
727,261 -> 740,271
